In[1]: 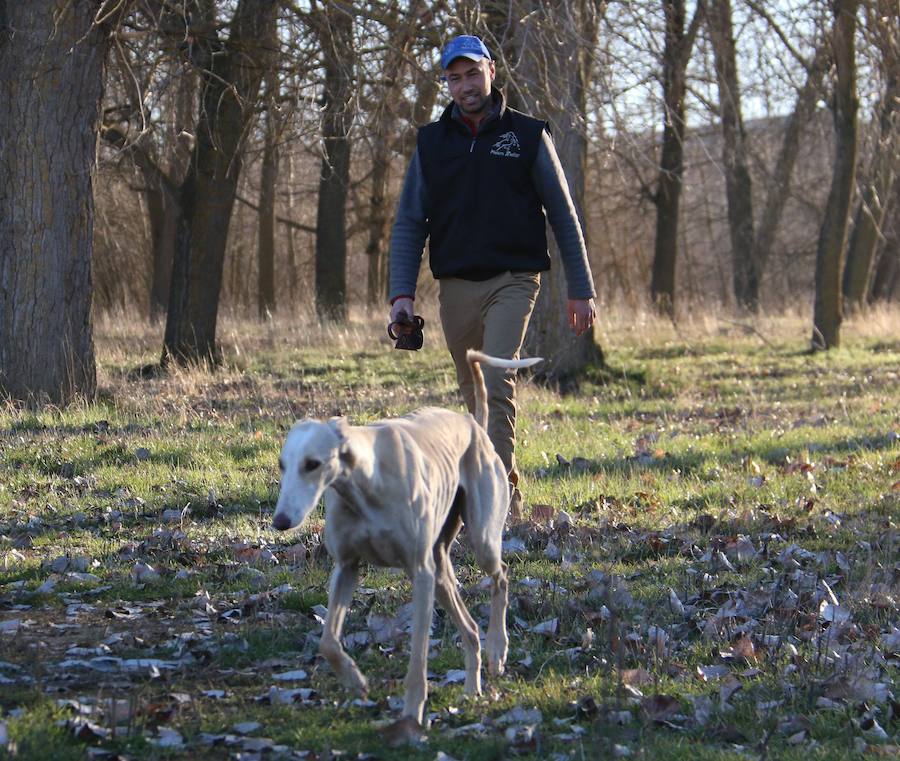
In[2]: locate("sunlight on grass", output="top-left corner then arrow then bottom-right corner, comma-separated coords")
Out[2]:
1,307 -> 897,760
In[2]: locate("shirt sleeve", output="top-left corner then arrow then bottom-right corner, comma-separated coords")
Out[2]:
388,149 -> 429,301
531,129 -> 597,300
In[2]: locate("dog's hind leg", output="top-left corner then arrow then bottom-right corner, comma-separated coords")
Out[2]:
484,559 -> 509,676
320,563 -> 368,697
403,555 -> 436,724
469,529 -> 509,676
434,541 -> 482,696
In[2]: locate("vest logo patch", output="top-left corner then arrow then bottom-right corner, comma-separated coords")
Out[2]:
490,131 -> 521,158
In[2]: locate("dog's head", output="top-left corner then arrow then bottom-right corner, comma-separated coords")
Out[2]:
272,418 -> 349,531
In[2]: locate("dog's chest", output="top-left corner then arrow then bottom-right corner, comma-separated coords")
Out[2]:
327,516 -> 410,568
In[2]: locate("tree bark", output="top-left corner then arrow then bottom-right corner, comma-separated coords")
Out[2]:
162,0 -> 278,365
0,0 -> 109,404
842,2 -> 899,310
870,177 -> 900,302
751,41 -> 830,287
707,0 -> 757,311
313,4 -> 354,322
812,0 -> 859,350
650,0 -> 702,317
508,0 -> 606,381
258,75 -> 280,320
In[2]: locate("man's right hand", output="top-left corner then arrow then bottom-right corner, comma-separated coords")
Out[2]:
389,297 -> 415,329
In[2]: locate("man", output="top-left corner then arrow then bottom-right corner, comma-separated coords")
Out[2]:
389,34 -> 597,519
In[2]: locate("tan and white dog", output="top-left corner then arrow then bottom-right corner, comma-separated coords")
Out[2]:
272,349 -> 540,724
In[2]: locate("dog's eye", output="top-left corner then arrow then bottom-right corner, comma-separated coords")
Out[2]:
303,458 -> 321,473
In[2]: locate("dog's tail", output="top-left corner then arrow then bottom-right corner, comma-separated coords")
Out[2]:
466,350 -> 542,429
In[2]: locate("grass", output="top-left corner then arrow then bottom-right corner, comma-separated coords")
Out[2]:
0,306 -> 898,760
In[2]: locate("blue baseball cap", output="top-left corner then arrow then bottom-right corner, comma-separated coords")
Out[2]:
441,35 -> 492,70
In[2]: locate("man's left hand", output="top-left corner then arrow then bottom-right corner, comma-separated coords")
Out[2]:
567,298 -> 596,337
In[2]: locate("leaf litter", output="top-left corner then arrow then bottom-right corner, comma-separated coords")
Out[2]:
2,334 -> 899,759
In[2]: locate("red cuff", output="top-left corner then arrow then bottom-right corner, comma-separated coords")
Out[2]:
390,295 -> 415,305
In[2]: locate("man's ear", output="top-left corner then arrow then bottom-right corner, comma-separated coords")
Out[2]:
488,60 -> 496,81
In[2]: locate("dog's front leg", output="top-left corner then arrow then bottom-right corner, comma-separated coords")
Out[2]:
319,563 -> 368,697
402,558 -> 436,724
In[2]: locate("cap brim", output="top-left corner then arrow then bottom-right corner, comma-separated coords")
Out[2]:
442,52 -> 487,69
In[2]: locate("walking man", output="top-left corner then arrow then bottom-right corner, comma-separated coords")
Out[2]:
389,34 -> 597,518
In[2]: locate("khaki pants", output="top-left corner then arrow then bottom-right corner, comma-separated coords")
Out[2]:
438,271 -> 541,489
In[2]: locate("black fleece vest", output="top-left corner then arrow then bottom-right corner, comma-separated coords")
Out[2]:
417,102 -> 551,280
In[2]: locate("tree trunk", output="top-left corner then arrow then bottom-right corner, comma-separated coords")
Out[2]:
707,0 -> 757,311
842,5 -> 898,311
258,80 -> 279,320
163,0 -> 278,365
510,0 -> 606,381
870,177 -> 900,302
365,131 -> 392,309
650,0 -> 701,317
0,0 -> 108,404
812,0 -> 859,350
751,41 -> 830,286
364,3 -> 422,308
314,5 -> 354,322
146,184 -> 178,322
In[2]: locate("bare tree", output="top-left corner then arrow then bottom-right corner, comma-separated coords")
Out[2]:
842,0 -> 899,309
749,36 -> 831,299
706,0 -> 757,310
304,1 -> 355,322
361,1 -> 437,308
650,0 -> 703,317
483,0 -> 607,380
869,176 -> 900,301
0,0 -> 121,403
812,0 -> 860,350
162,0 -> 279,364
257,52 -> 283,319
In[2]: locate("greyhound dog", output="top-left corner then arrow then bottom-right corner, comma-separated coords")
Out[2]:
272,349 -> 540,724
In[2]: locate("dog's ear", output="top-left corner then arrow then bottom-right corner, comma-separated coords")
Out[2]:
327,416 -> 349,441
327,417 -> 356,469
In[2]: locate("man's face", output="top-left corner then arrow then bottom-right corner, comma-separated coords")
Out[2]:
445,57 -> 495,120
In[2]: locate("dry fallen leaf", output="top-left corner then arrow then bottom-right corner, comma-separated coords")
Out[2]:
619,667 -> 652,686
640,694 -> 681,723
380,716 -> 425,747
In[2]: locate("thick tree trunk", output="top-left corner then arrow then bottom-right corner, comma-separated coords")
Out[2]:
314,6 -> 354,322
511,0 -> 605,380
258,93 -> 279,320
751,42 -> 830,285
842,13 -> 898,310
163,0 -> 278,365
707,0 -> 757,311
812,0 -> 859,350
650,0 -> 701,317
0,0 -> 107,404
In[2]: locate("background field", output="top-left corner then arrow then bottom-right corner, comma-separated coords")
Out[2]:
1,308 -> 898,760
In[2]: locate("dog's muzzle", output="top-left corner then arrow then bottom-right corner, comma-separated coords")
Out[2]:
388,313 -> 425,351
272,513 -> 293,531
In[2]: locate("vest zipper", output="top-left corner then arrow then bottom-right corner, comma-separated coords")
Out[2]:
470,138 -> 476,153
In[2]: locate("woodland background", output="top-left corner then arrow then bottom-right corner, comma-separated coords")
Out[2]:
1,0 -> 898,400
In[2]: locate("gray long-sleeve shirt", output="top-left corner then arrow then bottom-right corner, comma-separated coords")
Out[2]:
389,114 -> 597,302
